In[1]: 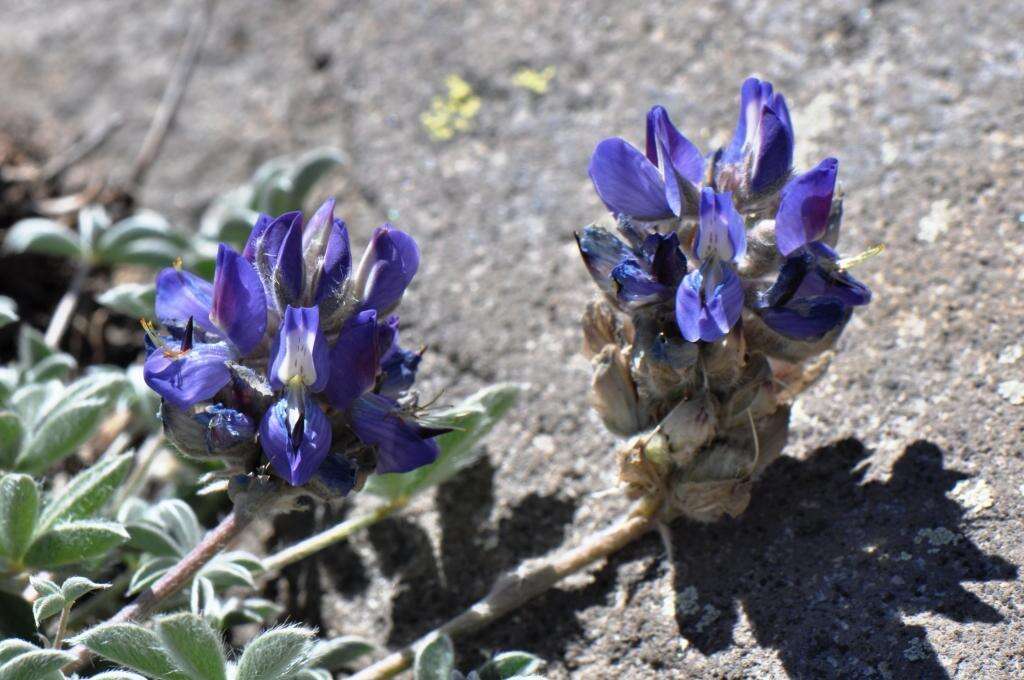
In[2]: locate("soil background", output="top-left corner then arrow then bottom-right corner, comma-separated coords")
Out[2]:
2,1 -> 1023,677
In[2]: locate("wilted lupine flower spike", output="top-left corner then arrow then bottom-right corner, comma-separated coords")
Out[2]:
579,77 -> 875,522
144,198 -> 444,500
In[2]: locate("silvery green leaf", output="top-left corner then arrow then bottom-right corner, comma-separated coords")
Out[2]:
0,296 -> 17,329
218,550 -> 264,575
73,622 -> 189,680
24,520 -> 129,568
367,383 -> 521,501
414,633 -> 455,680
0,648 -> 75,679
60,575 -> 110,603
288,148 -> 344,207
260,173 -> 296,217
191,575 -> 217,617
126,364 -> 160,427
77,204 -> 111,252
307,636 -> 375,672
128,556 -> 177,595
91,672 -> 149,680
0,639 -> 37,665
17,325 -> 53,370
477,652 -> 543,679
199,196 -> 259,246
9,382 -> 61,433
16,372 -> 128,474
235,626 -> 315,680
0,473 -> 38,561
24,353 -> 77,383
199,558 -> 256,590
31,592 -> 65,627
37,452 -> 132,533
289,670 -> 333,680
3,218 -> 81,258
97,283 -> 156,318
0,411 -> 24,469
96,210 -> 178,247
0,366 -> 19,403
155,612 -> 228,680
29,575 -> 60,597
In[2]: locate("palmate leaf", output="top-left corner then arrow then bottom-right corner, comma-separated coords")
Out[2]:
477,651 -> 544,679
306,636 -> 375,673
15,372 -> 129,475
0,412 -> 24,469
0,296 -> 18,329
234,626 -> 315,680
366,383 -> 521,501
3,218 -> 82,258
0,473 -> 38,562
73,622 -> 190,680
24,520 -> 129,569
154,613 -> 227,680
36,452 -> 132,534
0,647 -> 75,680
414,633 -> 455,680
97,283 -> 157,318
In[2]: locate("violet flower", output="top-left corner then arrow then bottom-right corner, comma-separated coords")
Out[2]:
675,189 -> 747,342
144,198 -> 442,496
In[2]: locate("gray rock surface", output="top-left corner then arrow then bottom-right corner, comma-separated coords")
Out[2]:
2,0 -> 1022,677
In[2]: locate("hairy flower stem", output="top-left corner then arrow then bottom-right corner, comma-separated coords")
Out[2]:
350,500 -> 659,680
44,263 -> 88,348
63,504 -> 259,673
262,498 -> 408,574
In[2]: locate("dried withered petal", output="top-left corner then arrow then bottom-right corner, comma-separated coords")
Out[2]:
582,299 -> 624,359
590,345 -> 643,436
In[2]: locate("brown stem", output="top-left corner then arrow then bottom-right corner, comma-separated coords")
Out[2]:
62,507 -> 253,674
350,505 -> 657,680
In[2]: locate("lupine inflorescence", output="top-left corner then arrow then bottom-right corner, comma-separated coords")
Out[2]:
578,78 -> 873,521
143,198 -> 443,498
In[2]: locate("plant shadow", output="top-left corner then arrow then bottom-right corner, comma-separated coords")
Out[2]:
369,455 -> 578,647
670,438 -> 1015,678
457,439 -> 1017,677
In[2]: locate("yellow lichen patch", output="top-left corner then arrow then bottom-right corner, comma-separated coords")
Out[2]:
421,74 -> 482,141
512,66 -> 556,94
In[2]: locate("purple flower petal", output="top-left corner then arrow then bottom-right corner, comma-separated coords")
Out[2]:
576,226 -> 634,295
244,211 -> 301,267
259,395 -> 332,486
724,77 -> 775,164
588,138 -> 674,221
275,217 -> 305,304
646,106 -> 704,215
674,262 -> 743,342
611,259 -> 672,306
378,346 -> 422,398
313,453 -> 358,495
774,158 -> 839,256
354,225 -> 421,314
349,393 -> 441,474
694,189 -> 747,263
649,232 -> 688,287
154,268 -> 217,335
268,306 -> 330,392
210,244 -> 268,355
143,342 -> 233,410
315,221 -> 352,304
242,214 -> 272,263
750,103 -> 794,194
323,309 -> 379,410
760,299 -> 848,339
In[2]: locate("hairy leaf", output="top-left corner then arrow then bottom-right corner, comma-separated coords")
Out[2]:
3,218 -> 81,258
234,626 -> 315,680
414,633 -> 454,680
24,520 -> 129,568
74,622 -> 188,680
155,613 -> 227,680
97,283 -> 157,318
37,452 -> 132,533
0,473 -> 38,561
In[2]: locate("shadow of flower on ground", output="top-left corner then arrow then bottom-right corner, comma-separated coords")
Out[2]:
670,438 -> 1017,678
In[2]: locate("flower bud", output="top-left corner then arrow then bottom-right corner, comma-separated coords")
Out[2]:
161,401 -> 257,462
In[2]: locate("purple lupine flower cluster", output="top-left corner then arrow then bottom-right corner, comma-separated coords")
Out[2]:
578,78 -> 876,521
581,77 -> 871,349
143,198 -> 443,497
